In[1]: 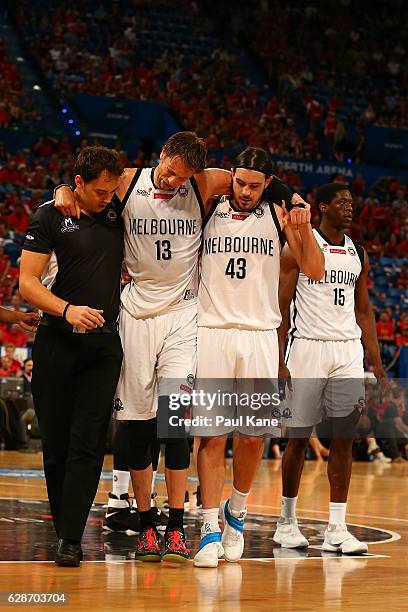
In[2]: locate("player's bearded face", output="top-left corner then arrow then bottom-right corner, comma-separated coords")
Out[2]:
232,168 -> 269,211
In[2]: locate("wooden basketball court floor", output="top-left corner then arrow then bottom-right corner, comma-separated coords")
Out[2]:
0,450 -> 407,611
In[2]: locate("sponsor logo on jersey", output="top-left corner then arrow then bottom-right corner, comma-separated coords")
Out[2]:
61,217 -> 79,233
25,233 -> 34,240
136,188 -> 150,196
254,206 -> 264,217
184,289 -> 196,301
215,211 -> 230,218
154,192 -> 174,200
232,213 -> 249,221
321,243 -> 328,253
178,185 -> 188,197
113,398 -> 124,411
187,374 -> 195,387
348,247 -> 356,256
329,248 -> 346,254
107,209 -> 117,222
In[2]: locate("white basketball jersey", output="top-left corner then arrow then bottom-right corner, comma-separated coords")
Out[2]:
290,228 -> 363,341
198,197 -> 284,330
121,168 -> 203,318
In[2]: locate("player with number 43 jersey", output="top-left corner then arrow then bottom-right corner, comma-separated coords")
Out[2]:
193,147 -> 324,568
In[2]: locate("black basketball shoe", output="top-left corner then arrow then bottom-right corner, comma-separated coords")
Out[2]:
103,493 -> 140,535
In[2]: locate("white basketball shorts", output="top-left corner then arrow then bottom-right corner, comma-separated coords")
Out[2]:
192,327 -> 281,437
283,337 -> 365,428
114,302 -> 197,421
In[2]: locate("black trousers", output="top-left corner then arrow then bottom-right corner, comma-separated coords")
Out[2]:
32,326 -> 123,541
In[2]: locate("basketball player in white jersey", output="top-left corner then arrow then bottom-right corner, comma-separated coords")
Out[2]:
192,148 -> 325,568
273,183 -> 386,554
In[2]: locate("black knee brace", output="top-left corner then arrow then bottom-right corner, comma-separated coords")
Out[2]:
163,438 -> 190,470
151,437 -> 161,472
112,420 -> 130,471
127,419 -> 157,470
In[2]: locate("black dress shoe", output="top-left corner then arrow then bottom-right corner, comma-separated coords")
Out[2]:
55,539 -> 82,567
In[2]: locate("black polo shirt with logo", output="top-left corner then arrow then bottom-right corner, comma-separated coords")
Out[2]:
22,199 -> 124,324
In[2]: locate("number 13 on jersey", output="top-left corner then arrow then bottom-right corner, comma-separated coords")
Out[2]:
155,240 -> 172,260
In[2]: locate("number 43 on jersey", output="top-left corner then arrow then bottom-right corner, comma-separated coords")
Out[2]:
225,257 -> 247,279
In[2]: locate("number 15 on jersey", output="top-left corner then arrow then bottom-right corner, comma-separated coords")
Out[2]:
333,287 -> 345,306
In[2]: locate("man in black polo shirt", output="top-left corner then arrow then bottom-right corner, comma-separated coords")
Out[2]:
19,146 -> 124,567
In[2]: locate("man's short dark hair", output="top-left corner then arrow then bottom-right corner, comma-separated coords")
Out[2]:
162,131 -> 207,173
74,146 -> 124,183
315,183 -> 350,216
232,147 -> 273,177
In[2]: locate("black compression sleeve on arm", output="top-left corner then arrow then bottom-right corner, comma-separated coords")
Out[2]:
265,177 -> 297,210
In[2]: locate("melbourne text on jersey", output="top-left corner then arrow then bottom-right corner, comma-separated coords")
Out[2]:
204,236 -> 275,256
308,270 -> 358,286
129,218 -> 198,236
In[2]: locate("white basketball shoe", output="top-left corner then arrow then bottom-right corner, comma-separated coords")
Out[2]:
194,523 -> 224,568
322,524 -> 368,554
219,499 -> 246,562
273,517 -> 309,549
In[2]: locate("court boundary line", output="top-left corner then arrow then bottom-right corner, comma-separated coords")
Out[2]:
248,503 -> 408,525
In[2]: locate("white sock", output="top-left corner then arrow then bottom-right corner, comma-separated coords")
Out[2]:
112,469 -> 130,499
329,502 -> 347,525
281,496 -> 298,520
202,508 -> 221,532
367,439 -> 378,454
229,486 -> 249,516
150,470 -> 157,506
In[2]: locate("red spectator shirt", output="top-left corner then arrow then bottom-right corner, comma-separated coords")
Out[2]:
398,240 -> 408,258
366,239 -> 383,256
376,321 -> 395,340
8,211 -> 29,233
5,358 -> 22,376
2,328 -> 28,347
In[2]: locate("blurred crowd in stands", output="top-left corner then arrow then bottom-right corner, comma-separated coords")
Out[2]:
6,0 -> 408,163
0,37 -> 42,130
